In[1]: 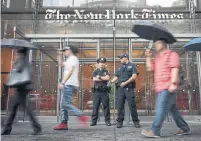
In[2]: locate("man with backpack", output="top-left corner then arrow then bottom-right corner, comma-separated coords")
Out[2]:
141,38 -> 191,138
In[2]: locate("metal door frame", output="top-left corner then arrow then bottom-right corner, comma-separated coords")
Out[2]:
26,33 -> 201,121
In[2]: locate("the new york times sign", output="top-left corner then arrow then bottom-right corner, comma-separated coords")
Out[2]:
45,9 -> 184,23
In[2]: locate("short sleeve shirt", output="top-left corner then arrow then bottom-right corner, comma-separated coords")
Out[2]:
63,55 -> 79,86
154,50 -> 180,93
115,62 -> 138,84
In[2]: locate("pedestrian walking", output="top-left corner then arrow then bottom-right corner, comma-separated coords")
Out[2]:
54,46 -> 88,130
141,38 -> 191,138
1,48 -> 42,135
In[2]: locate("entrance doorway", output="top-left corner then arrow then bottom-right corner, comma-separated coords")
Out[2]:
4,33 -> 199,118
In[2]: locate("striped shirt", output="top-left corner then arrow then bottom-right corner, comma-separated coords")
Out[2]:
153,49 -> 180,93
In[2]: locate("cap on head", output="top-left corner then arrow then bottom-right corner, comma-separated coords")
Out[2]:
97,57 -> 107,63
118,53 -> 129,59
61,45 -> 78,54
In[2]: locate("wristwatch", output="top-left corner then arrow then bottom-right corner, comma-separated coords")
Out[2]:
171,82 -> 177,85
61,82 -> 65,85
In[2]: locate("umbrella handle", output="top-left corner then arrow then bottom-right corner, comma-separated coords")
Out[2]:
148,41 -> 153,49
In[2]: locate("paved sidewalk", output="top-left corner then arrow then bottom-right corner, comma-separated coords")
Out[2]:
1,116 -> 201,141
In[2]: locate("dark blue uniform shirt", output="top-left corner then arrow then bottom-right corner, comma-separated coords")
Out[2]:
93,68 -> 109,86
115,62 -> 137,88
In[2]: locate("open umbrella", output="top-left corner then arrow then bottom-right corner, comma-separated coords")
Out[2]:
184,38 -> 201,51
1,39 -> 39,50
131,22 -> 177,44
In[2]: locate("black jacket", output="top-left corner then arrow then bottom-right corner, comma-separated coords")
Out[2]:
13,56 -> 34,91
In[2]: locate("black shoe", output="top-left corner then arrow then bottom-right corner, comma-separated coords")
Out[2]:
90,122 -> 97,126
1,127 -> 12,135
105,121 -> 111,126
116,122 -> 123,128
32,125 -> 42,135
134,121 -> 140,128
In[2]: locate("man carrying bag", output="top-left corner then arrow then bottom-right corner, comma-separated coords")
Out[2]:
1,48 -> 42,135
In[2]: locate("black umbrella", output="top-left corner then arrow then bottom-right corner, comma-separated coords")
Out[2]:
1,39 -> 39,50
131,22 -> 177,44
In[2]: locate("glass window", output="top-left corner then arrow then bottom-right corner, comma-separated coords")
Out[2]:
147,0 -> 186,7
42,0 -> 113,7
100,39 -> 129,58
115,0 -> 187,8
43,0 -> 72,7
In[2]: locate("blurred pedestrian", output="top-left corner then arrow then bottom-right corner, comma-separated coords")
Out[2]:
141,38 -> 191,138
54,46 -> 88,130
1,48 -> 42,135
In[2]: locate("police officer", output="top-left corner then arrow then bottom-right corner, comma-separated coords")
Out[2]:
90,57 -> 111,126
111,53 -> 140,128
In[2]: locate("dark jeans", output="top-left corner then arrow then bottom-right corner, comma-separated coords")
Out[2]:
91,91 -> 111,122
151,90 -> 190,136
3,88 -> 41,130
116,87 -> 139,122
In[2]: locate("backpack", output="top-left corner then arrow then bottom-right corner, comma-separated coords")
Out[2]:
168,51 -> 184,86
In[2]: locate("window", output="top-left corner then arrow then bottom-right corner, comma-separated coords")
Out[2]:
42,0 -> 113,7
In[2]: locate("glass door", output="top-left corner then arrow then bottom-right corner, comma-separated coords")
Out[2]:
131,38 -> 154,115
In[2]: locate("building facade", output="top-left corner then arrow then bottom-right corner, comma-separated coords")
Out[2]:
1,0 -> 201,119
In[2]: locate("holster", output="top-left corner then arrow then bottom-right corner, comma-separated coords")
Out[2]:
93,86 -> 109,93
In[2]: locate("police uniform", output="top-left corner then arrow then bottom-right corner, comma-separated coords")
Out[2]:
115,53 -> 140,128
91,57 -> 111,126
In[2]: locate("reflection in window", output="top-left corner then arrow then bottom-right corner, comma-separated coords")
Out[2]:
43,0 -> 190,7
147,0 -> 187,7
43,0 -> 72,7
43,0 -> 114,7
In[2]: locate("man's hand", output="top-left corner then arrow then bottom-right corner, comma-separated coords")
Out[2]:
58,83 -> 64,89
145,49 -> 152,57
168,84 -> 177,93
57,51 -> 62,58
96,75 -> 100,79
120,82 -> 127,88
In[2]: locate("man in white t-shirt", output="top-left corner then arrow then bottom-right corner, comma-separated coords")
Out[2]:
54,46 -> 88,130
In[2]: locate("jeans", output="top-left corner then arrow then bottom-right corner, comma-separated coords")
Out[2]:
60,85 -> 83,124
151,90 -> 190,136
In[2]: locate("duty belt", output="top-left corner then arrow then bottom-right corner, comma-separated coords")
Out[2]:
92,86 -> 109,93
116,83 -> 134,88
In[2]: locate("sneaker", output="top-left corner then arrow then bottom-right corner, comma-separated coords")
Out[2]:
53,123 -> 68,130
79,116 -> 89,123
33,125 -> 42,135
1,127 -> 12,135
32,127 -> 42,135
79,116 -> 89,127
133,121 -> 140,128
116,122 -> 123,128
90,121 -> 97,126
174,129 -> 191,135
105,121 -> 112,126
141,129 -> 160,138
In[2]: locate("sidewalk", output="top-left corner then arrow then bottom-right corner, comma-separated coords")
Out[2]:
1,116 -> 201,141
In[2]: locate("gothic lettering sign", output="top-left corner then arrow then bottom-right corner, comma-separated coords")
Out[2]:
45,9 -> 184,24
